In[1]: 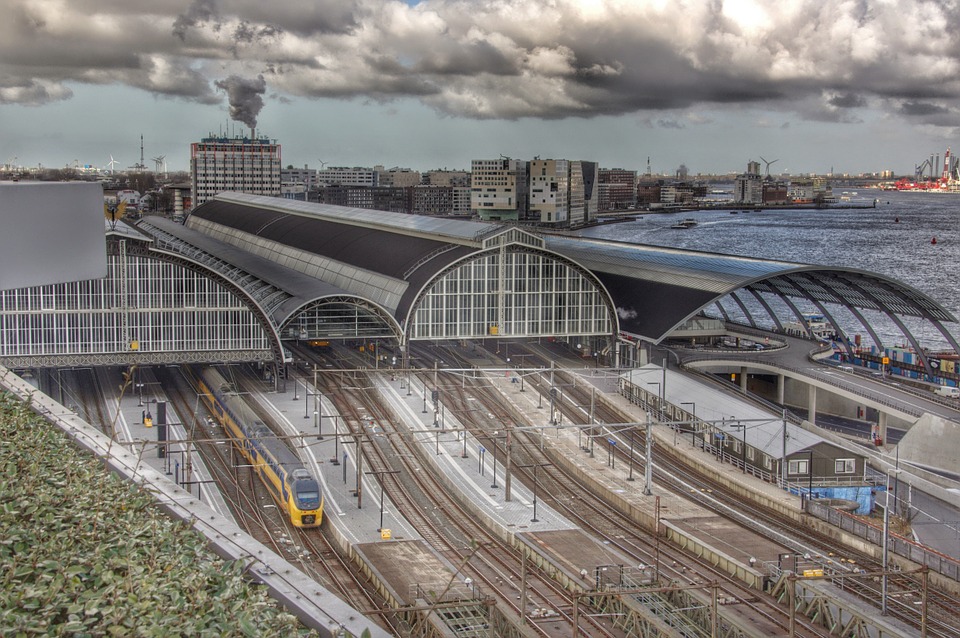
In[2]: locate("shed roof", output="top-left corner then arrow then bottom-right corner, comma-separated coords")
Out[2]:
623,365 -> 855,459
545,235 -> 956,343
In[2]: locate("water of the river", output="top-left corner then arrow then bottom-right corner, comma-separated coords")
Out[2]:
580,190 -> 960,350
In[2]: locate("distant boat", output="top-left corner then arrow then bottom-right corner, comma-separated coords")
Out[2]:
671,218 -> 698,229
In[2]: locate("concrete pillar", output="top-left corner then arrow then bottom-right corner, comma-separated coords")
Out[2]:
739,366 -> 748,393
807,385 -> 817,424
878,411 -> 888,444
777,374 -> 785,405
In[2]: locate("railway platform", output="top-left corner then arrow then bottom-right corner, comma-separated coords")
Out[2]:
93,367 -> 236,523
483,366 -> 798,581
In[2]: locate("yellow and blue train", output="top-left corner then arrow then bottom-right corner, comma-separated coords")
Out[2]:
194,367 -> 323,528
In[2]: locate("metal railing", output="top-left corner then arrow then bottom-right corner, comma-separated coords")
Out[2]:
805,499 -> 960,583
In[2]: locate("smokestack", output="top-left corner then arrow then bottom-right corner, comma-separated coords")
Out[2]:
251,128 -> 255,140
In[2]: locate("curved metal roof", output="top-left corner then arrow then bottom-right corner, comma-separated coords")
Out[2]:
163,194 -> 957,359
140,217 -> 350,326
544,235 -> 958,344
187,194 -> 486,318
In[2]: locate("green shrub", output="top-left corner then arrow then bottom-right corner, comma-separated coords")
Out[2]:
0,392 -> 317,637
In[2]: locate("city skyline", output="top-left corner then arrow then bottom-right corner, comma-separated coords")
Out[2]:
3,1 -> 960,176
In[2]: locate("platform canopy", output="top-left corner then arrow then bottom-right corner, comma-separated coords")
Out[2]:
544,235 -> 959,371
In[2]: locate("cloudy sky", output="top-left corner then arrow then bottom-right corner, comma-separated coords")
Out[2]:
3,0 -> 960,176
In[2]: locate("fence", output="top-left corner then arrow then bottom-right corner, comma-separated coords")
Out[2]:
805,499 -> 960,583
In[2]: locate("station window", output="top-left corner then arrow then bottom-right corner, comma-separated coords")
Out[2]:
788,459 -> 809,475
835,458 -> 856,474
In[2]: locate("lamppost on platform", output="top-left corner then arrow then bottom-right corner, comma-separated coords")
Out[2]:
518,463 -> 551,523
366,469 -> 400,533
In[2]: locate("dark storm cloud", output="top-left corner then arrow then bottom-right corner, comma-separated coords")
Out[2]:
4,0 -> 960,131
900,101 -> 950,116
214,74 -> 266,129
233,21 -> 282,44
828,93 -> 867,108
172,0 -> 218,41
0,78 -> 72,106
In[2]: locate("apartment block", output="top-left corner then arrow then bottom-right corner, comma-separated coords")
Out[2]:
598,168 -> 637,211
318,167 -> 379,187
471,158 -> 528,222
190,134 -> 281,209
377,166 -> 421,188
529,159 -> 570,225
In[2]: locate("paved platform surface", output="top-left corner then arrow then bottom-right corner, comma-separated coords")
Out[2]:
481,363 -> 801,571
522,528 -> 655,585
254,366 -> 580,606
356,540 -> 469,607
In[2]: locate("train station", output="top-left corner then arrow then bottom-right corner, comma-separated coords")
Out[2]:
3,181 -> 960,637
3,183 -> 957,377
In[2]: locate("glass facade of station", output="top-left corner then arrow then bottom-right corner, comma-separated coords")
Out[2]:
410,249 -> 612,340
282,298 -> 400,341
0,240 -> 272,367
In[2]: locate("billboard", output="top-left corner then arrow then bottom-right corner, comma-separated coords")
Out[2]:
0,182 -> 107,290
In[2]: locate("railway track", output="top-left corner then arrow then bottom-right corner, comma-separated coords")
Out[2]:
421,350 -> 828,638
505,342 -> 960,637
170,364 -> 393,630
50,352 -> 960,636
302,345 -> 622,637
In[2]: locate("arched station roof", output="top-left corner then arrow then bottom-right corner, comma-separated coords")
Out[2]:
183,193 -> 515,322
144,194 -> 957,369
543,235 -> 960,361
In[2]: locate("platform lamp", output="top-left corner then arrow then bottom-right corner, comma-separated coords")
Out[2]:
366,469 -> 400,533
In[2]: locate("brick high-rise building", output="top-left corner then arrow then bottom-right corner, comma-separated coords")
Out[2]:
598,168 -> 637,211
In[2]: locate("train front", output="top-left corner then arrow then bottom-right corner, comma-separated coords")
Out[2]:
290,468 -> 323,527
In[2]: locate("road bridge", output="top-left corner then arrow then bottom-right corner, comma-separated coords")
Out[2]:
663,327 -> 960,475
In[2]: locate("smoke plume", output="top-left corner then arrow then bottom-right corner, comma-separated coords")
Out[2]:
214,74 -> 267,130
